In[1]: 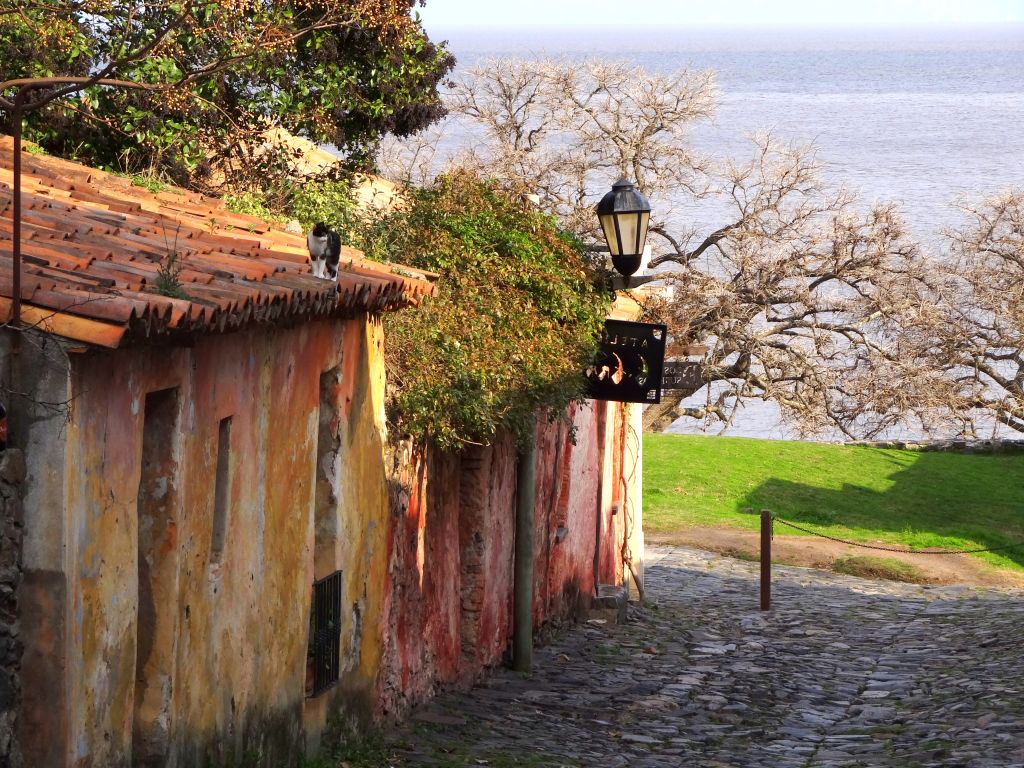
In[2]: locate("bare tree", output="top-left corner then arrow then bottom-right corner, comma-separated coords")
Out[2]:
913,190 -> 1024,436
379,58 -> 716,237
645,196 -> 947,437
379,58 -> 952,438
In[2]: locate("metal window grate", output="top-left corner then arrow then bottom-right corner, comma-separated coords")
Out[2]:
307,570 -> 342,697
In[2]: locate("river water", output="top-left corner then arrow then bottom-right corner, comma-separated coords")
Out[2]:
427,24 -> 1024,439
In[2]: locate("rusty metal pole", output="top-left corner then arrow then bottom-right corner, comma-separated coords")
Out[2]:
760,509 -> 772,611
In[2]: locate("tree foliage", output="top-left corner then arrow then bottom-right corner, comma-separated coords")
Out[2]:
353,172 -> 610,449
0,1 -> 454,187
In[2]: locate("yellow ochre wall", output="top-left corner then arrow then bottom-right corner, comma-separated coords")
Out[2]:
24,316 -> 391,768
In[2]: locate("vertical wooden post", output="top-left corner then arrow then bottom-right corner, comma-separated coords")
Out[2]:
760,509 -> 771,611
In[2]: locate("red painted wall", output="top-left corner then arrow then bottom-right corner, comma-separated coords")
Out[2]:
378,399 -> 636,718
379,442 -> 463,714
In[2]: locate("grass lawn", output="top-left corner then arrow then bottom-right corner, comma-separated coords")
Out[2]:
643,434 -> 1024,571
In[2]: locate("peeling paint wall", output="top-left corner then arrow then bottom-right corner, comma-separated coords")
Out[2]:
378,398 -> 641,717
14,317 -> 392,768
10,315 -> 642,765
379,441 -> 464,714
0,448 -> 25,768
533,402 -> 601,626
623,404 -> 644,596
6,334 -> 73,768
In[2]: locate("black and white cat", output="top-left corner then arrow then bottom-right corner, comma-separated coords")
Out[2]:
306,222 -> 341,280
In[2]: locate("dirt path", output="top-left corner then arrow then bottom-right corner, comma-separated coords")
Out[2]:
647,526 -> 1024,588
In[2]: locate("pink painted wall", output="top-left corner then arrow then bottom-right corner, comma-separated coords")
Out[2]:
379,442 -> 463,714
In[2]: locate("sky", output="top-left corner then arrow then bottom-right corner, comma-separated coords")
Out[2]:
417,0 -> 1024,28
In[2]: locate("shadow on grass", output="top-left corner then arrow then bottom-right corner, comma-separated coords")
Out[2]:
738,449 -> 1024,569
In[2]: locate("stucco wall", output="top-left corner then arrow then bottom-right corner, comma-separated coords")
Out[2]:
0,449 -> 25,768
378,399 -> 640,718
6,335 -> 73,768
16,317 -> 391,768
10,315 -> 642,764
379,441 -> 464,714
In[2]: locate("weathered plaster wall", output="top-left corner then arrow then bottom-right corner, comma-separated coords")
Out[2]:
379,441 -> 463,714
10,313 -> 642,764
378,433 -> 520,716
533,400 -> 643,622
530,404 -> 590,628
456,435 -> 517,680
17,317 -> 391,768
378,398 -> 640,717
303,319 -> 392,748
6,335 -> 73,768
624,404 -> 644,596
595,403 -> 624,589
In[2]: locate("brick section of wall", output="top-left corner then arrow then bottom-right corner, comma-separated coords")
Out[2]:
0,449 -> 25,768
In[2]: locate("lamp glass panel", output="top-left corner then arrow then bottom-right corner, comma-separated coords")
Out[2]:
616,212 -> 641,257
636,211 -> 651,254
599,213 -> 621,256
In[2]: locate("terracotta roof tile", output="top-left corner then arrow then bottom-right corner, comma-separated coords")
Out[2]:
0,136 -> 435,348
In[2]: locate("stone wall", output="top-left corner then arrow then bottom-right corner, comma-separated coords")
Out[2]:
0,448 -> 25,768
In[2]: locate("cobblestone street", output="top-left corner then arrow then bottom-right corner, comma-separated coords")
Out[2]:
386,546 -> 1024,767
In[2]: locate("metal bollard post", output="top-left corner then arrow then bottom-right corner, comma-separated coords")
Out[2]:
760,509 -> 772,611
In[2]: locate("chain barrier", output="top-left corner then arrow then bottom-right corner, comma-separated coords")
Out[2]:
772,514 -> 1024,555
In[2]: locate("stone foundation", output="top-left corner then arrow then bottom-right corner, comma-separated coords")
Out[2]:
0,449 -> 25,768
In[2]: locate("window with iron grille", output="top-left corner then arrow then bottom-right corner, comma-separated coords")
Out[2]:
306,570 -> 342,697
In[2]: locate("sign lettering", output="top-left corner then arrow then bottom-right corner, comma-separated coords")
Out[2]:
662,361 -> 704,393
585,320 -> 667,404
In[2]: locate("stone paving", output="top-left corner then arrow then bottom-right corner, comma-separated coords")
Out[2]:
384,546 -> 1024,768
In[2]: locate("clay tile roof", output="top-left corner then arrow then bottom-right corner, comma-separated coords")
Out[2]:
0,136 -> 435,349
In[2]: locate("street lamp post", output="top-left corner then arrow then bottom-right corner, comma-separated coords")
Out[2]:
596,177 -> 652,286
591,178 -> 656,608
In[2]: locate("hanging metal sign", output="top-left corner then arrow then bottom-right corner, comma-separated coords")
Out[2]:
662,361 -> 704,394
585,320 -> 667,404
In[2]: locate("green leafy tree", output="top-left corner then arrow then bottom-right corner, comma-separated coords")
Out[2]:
0,1 -> 454,187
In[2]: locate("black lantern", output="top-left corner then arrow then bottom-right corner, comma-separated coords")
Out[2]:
596,178 -> 651,278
